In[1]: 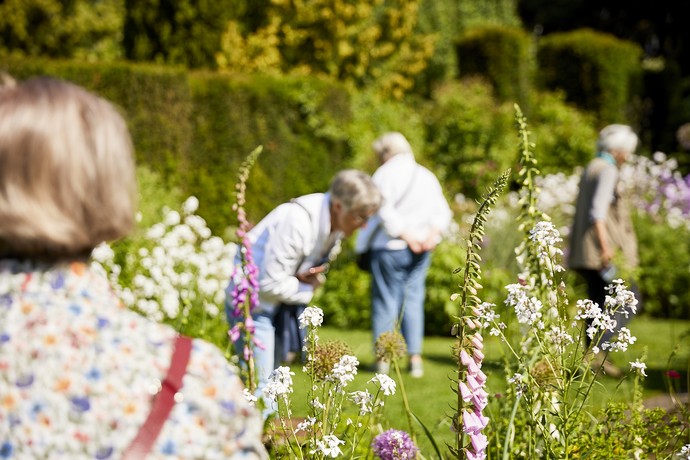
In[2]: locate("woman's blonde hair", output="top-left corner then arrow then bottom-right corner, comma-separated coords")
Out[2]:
0,75 -> 137,259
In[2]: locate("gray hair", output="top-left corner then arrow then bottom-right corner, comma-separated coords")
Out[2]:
597,124 -> 638,155
329,169 -> 382,215
372,132 -> 414,162
0,76 -> 137,259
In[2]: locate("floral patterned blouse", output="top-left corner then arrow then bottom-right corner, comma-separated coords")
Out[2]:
0,259 -> 268,459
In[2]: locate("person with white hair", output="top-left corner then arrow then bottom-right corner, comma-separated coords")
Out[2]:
568,124 -> 641,378
226,169 -> 382,413
356,132 -> 452,378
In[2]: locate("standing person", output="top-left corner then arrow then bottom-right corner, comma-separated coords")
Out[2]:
356,132 -> 452,378
226,170 -> 382,410
568,124 -> 640,377
0,75 -> 268,458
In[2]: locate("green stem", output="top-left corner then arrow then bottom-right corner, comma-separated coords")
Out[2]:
393,360 -> 417,443
502,396 -> 521,460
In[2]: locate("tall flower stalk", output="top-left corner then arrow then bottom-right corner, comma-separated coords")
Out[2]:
228,146 -> 263,393
476,107 -> 646,459
450,169 -> 510,459
375,330 -> 417,440
514,104 -> 552,298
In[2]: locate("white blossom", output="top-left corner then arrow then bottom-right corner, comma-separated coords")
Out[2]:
295,417 -> 317,432
182,195 -> 200,214
505,283 -> 543,326
349,390 -> 373,414
264,366 -> 295,402
299,306 -> 324,328
629,359 -> 647,377
311,435 -> 345,458
370,374 -> 396,396
327,355 -> 359,386
545,326 -> 574,353
242,388 -> 257,405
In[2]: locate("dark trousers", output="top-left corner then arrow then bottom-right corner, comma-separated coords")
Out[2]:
273,303 -> 306,364
575,269 -> 641,347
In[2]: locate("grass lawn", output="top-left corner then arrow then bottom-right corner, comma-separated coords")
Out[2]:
284,315 -> 690,455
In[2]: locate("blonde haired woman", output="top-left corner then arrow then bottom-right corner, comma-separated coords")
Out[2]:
0,76 -> 267,458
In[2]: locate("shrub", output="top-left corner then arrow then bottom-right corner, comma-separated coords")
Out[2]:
634,212 -> 690,319
528,90 -> 598,175
538,28 -> 643,125
1,56 -> 193,180
423,79 -> 515,199
456,25 -> 533,107
188,72 -> 355,232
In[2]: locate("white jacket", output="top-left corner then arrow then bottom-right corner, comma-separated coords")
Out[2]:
229,193 -> 342,313
356,153 -> 452,252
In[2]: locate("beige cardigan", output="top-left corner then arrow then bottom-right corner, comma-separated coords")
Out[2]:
568,157 -> 639,271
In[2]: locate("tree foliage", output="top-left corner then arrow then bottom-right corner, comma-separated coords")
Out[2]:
123,0 -> 236,68
0,0 -> 124,61
216,0 -> 435,99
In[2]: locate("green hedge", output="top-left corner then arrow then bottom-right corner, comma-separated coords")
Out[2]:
537,28 -> 643,125
1,58 -> 357,234
423,79 -> 516,199
2,57 -> 193,179
187,72 -> 355,231
456,25 -> 533,107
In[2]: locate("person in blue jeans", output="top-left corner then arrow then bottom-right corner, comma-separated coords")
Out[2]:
226,169 -> 381,415
356,132 -> 452,378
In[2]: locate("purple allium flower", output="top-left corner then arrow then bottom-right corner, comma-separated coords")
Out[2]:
372,429 -> 419,460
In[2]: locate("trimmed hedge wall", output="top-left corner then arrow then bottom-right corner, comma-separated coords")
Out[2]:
2,57 -> 193,179
456,25 -> 533,108
1,58 -> 356,234
187,73 -> 354,232
537,28 -> 643,125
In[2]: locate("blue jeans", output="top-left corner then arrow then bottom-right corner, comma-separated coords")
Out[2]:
370,248 -> 431,355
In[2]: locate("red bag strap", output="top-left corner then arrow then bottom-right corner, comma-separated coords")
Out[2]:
122,335 -> 193,459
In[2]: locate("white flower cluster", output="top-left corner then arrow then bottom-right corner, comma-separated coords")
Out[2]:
505,283 -> 544,328
349,390 -> 374,415
299,306 -> 324,328
310,434 -> 345,458
544,325 -> 574,354
629,359 -> 647,377
575,280 -> 638,353
575,299 -> 615,340
295,416 -> 317,432
604,281 -> 639,318
326,355 -> 359,386
264,366 -> 295,402
370,373 -> 397,396
529,221 -> 565,272
678,444 -> 690,459
91,196 -> 237,323
601,327 -> 636,352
